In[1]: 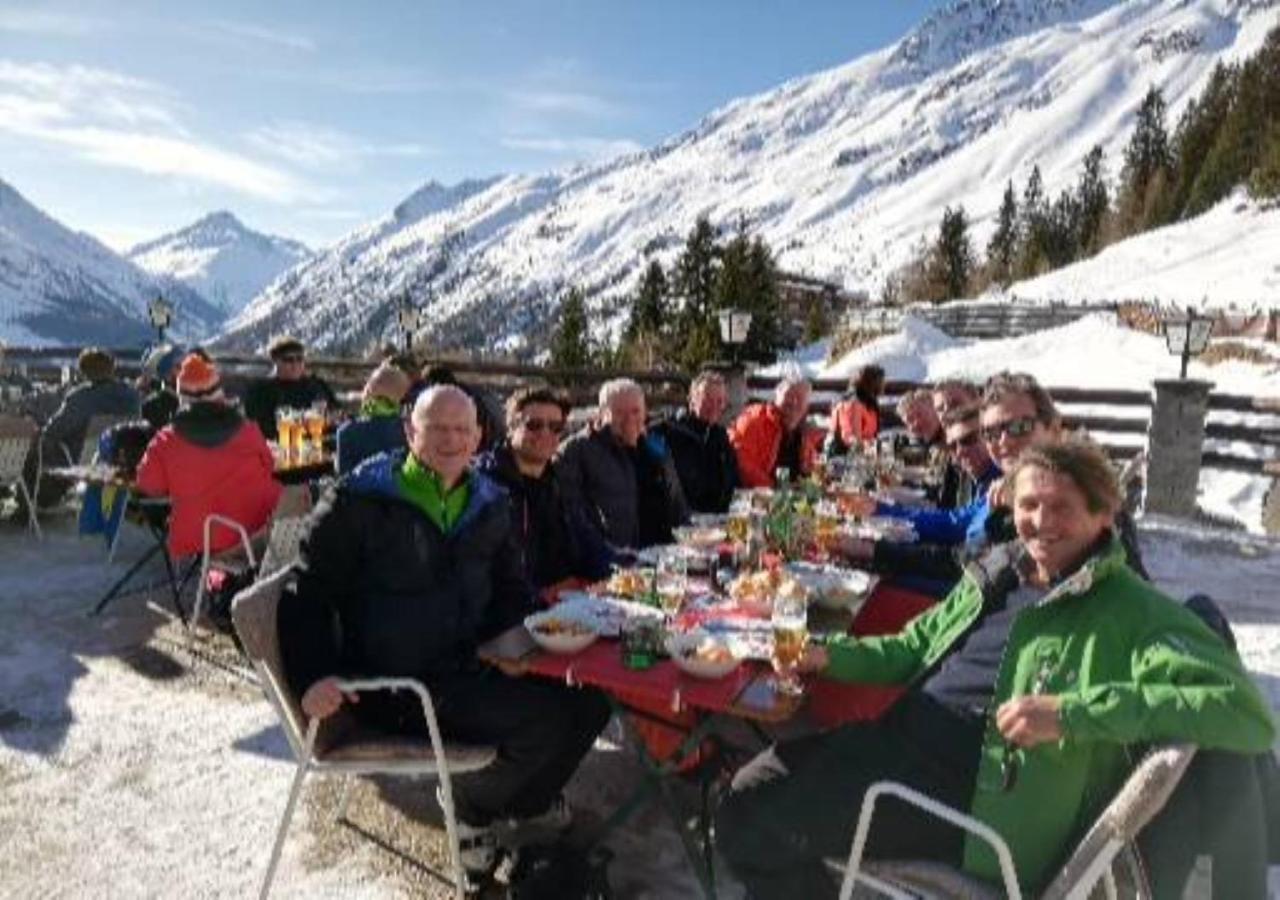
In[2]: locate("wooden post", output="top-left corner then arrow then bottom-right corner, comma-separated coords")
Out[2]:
1144,379 -> 1213,518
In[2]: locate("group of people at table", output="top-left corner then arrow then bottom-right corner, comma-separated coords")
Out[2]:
9,340 -> 1275,896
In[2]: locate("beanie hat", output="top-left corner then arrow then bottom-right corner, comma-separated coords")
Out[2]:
143,343 -> 185,382
176,353 -> 223,400
267,335 -> 305,360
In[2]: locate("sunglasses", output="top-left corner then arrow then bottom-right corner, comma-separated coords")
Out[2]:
979,415 -> 1039,444
945,431 -> 980,452
522,417 -> 565,435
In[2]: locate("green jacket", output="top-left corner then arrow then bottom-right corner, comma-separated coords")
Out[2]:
824,536 -> 1275,891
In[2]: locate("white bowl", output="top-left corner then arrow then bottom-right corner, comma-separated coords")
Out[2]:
524,611 -> 599,655
672,525 -> 728,548
665,630 -> 740,679
784,562 -> 877,611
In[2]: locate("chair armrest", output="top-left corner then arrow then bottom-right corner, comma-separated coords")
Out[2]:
203,513 -> 257,568
839,781 -> 1023,900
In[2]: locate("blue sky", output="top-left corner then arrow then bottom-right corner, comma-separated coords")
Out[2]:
0,1 -> 944,251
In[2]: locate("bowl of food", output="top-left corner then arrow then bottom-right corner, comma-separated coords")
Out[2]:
603,567 -> 654,599
665,630 -> 740,679
726,569 -> 808,616
784,562 -> 877,611
524,611 -> 599,654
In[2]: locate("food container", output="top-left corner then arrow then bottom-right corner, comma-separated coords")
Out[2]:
524,611 -> 598,654
665,630 -> 739,679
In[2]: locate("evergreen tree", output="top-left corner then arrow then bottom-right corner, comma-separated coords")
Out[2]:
1075,145 -> 1109,257
1015,166 -> 1050,279
1170,63 -> 1238,216
624,260 -> 668,341
1118,87 -> 1173,231
803,294 -> 833,343
549,287 -> 593,372
1249,120 -> 1280,199
673,217 -> 721,369
741,236 -> 783,361
928,205 -> 974,301
986,180 -> 1019,286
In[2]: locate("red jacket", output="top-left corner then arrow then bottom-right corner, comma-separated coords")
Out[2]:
728,403 -> 823,488
135,404 -> 281,558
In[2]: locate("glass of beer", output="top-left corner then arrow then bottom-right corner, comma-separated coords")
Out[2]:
276,408 -> 299,462
770,595 -> 808,696
304,405 -> 326,458
814,500 -> 841,559
726,497 -> 752,545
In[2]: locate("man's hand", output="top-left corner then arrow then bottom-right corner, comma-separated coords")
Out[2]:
995,694 -> 1062,748
796,644 -> 829,674
300,676 -> 358,720
986,477 -> 1008,509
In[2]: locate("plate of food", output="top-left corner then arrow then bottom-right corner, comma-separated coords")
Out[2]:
783,562 -> 877,611
726,568 -> 808,616
602,567 -> 655,599
665,630 -> 740,679
524,611 -> 599,654
672,524 -> 728,549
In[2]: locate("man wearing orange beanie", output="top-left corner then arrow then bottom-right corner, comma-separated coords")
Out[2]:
136,354 -> 281,563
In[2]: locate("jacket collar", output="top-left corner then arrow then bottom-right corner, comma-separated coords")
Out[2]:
344,448 -> 508,531
967,531 -> 1127,608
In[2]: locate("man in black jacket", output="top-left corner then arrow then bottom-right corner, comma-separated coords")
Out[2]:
474,386 -> 609,594
242,336 -> 337,440
651,370 -> 739,514
279,385 -> 609,873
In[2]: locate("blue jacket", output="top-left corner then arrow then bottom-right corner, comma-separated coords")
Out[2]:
335,414 -> 406,475
876,465 -> 999,550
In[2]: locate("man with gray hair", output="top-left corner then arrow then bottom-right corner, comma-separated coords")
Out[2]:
556,377 -> 690,551
651,369 -> 739,513
280,384 -> 610,873
729,374 -> 823,487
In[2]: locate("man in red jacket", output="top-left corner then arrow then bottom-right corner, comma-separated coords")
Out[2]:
135,355 -> 281,559
729,375 -> 823,487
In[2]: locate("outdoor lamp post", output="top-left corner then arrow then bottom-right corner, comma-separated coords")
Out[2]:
1160,306 -> 1215,379
397,297 -> 423,353
148,295 -> 174,344
718,307 -> 754,365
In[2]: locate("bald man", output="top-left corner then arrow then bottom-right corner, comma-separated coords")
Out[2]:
279,385 -> 609,874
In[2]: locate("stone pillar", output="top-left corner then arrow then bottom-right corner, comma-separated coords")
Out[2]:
1143,379 -> 1213,518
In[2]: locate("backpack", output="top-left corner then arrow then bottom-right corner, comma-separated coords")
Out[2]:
497,841 -> 612,900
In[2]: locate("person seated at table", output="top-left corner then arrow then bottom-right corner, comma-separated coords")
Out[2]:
825,364 -> 885,456
894,387 -> 964,509
730,375 -> 824,488
716,436 -> 1275,899
557,377 -> 690,552
650,369 -> 739,514
242,336 -> 337,441
279,385 -> 610,873
135,354 -> 281,559
335,362 -> 411,475
19,347 -> 141,510
476,386 -> 610,595
931,377 -> 981,420
137,343 -> 185,430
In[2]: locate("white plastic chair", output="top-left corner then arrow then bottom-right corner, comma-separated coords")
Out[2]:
231,568 -> 497,900
839,744 -> 1197,900
189,513 -> 258,633
0,414 -> 41,537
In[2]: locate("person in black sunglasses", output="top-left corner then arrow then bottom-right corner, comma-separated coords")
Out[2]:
242,335 -> 337,441
475,386 -> 610,595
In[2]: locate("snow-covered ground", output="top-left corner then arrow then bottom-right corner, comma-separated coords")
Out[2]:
2,508 -> 1278,898
763,313 -> 1280,532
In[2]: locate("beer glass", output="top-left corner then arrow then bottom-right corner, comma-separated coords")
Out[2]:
770,595 -> 808,696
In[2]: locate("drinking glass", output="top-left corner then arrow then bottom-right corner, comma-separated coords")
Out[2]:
770,595 -> 808,696
656,549 -> 688,614
276,408 -> 300,462
814,500 -> 841,559
304,404 -> 326,452
726,497 -> 752,544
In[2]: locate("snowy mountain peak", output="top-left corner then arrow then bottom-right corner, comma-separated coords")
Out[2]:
127,212 -> 310,316
392,177 -> 503,226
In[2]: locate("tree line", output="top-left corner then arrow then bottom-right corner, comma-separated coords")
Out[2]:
891,22 -> 1280,305
550,216 -> 785,372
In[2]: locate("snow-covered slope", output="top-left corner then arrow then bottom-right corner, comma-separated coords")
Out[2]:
0,180 -> 224,347
220,0 -> 1280,354
127,211 -> 310,316
997,191 -> 1280,308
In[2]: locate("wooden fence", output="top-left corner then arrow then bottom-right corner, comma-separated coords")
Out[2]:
843,302 -> 1116,340
748,374 -> 1280,477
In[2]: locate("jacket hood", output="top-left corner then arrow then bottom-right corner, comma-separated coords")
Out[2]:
172,402 -> 244,448
345,448 -> 508,531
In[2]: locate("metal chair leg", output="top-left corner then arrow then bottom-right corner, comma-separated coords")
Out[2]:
335,776 -> 354,822
259,722 -> 317,900
15,480 -> 40,539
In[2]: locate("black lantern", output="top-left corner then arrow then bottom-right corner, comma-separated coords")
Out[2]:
397,296 -> 423,353
717,307 -> 753,364
148,295 -> 174,343
1160,306 -> 1214,380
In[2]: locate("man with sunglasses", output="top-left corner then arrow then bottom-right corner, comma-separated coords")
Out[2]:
242,335 -> 338,441
475,386 -> 609,594
650,370 -> 739,514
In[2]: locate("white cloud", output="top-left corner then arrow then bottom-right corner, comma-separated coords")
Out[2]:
507,90 -> 622,118
0,10 -> 103,36
0,60 -> 314,203
244,121 -> 429,169
202,20 -> 315,52
501,135 -> 643,160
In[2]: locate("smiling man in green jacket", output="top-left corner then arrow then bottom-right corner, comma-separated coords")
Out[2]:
717,437 -> 1275,899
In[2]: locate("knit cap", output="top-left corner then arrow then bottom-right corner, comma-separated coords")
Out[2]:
176,354 -> 223,400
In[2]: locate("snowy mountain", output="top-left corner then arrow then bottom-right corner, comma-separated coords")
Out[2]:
220,0 -> 1280,355
0,179 -> 225,347
127,211 -> 310,316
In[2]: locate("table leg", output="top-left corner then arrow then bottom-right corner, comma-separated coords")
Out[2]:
90,543 -> 162,616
